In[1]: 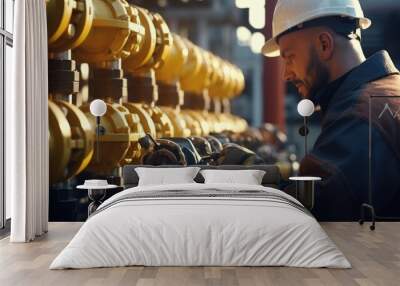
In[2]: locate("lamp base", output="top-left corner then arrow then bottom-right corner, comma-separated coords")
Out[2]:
359,203 -> 376,230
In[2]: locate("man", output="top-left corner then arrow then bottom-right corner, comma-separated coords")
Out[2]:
263,0 -> 400,220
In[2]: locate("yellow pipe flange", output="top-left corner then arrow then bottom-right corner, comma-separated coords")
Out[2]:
180,46 -> 211,94
123,102 -> 157,138
80,102 -> 131,174
146,12 -> 172,71
156,34 -> 188,84
227,63 -> 242,98
142,105 -> 174,138
224,62 -> 236,99
208,56 -> 225,99
160,107 -> 191,137
215,114 -> 228,133
207,113 -> 224,133
220,60 -> 234,98
224,62 -> 244,99
205,52 -> 220,97
124,9 -> 172,74
180,112 -> 202,136
219,115 -> 230,132
196,48 -> 213,93
47,0 -> 74,44
230,65 -> 240,97
54,100 -> 95,179
49,100 -> 72,184
111,103 -> 145,164
195,110 -> 211,136
208,57 -> 244,100
182,110 -> 210,136
47,0 -> 94,53
228,114 -> 248,132
119,2 -> 145,58
123,7 -> 157,72
179,39 -> 202,93
235,66 -> 246,96
73,0 -> 143,64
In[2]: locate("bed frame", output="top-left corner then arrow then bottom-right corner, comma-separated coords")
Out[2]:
122,165 -> 282,189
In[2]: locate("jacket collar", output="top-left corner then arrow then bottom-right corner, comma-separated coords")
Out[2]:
312,50 -> 399,112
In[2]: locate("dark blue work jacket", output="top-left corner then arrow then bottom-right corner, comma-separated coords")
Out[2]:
300,50 -> 400,220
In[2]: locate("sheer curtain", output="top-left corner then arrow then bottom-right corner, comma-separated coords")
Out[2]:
7,0 -> 49,242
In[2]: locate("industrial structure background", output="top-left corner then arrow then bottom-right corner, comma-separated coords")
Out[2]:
1,0 -> 400,222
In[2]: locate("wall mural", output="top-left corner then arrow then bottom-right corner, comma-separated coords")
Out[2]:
46,0 -> 297,221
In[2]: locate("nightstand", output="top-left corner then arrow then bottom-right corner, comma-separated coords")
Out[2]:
77,181 -> 119,216
289,176 -> 321,210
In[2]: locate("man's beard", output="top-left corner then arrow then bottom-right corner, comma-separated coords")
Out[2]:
303,47 -> 331,100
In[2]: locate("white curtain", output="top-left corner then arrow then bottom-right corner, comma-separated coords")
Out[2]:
7,0 -> 49,242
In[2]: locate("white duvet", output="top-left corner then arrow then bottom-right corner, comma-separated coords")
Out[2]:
50,183 -> 351,269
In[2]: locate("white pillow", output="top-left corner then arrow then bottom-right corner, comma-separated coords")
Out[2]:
200,169 -> 266,185
135,167 -> 200,186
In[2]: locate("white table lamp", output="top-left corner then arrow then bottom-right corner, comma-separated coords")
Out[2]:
90,99 -> 107,161
297,99 -> 315,156
90,99 -> 107,117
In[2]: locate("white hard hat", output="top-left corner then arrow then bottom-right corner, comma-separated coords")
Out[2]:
262,0 -> 371,57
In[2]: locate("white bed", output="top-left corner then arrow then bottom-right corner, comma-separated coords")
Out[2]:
50,183 -> 350,269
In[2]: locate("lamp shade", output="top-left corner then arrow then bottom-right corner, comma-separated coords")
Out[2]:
297,99 -> 315,117
90,99 -> 107,117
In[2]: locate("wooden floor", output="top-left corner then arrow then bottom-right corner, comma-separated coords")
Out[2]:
0,222 -> 399,286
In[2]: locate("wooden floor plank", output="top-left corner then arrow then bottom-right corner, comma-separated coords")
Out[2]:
0,222 -> 399,286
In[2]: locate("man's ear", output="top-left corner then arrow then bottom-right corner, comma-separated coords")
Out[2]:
316,32 -> 334,61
